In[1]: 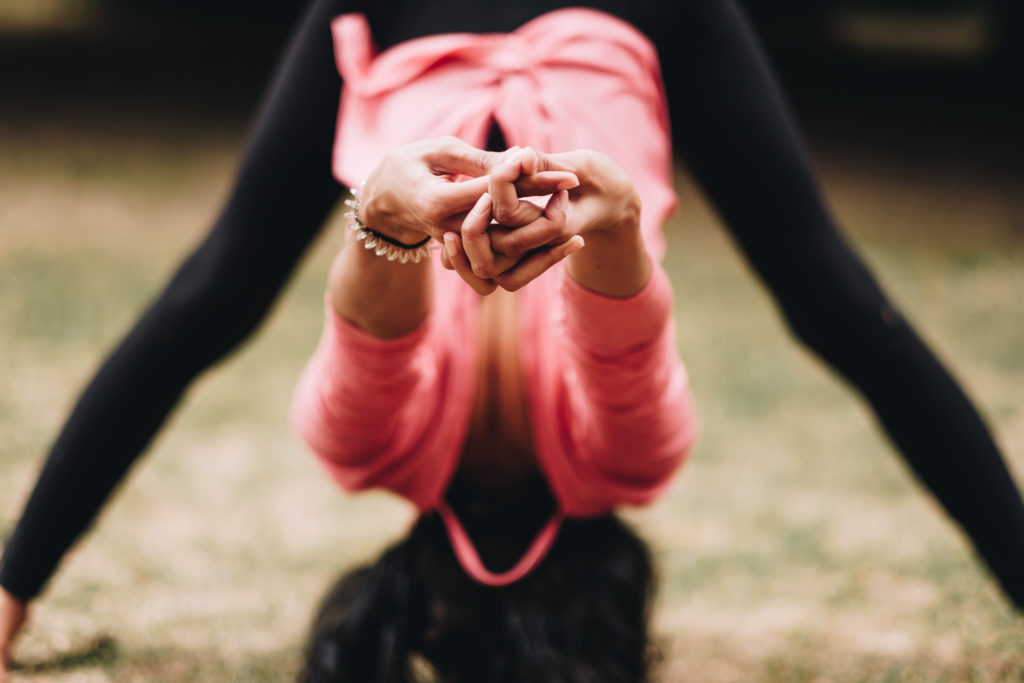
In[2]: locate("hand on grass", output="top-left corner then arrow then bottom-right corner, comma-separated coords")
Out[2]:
0,587 -> 28,681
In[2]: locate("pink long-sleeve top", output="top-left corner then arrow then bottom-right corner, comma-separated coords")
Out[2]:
291,8 -> 698,585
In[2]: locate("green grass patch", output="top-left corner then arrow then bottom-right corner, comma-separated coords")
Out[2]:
2,120 -> 1023,681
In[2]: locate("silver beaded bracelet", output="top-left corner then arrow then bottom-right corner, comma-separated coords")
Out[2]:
344,186 -> 434,264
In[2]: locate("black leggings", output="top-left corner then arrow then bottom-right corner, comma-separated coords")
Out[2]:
2,0 -> 1022,608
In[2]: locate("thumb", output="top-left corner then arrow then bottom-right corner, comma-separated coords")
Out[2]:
544,189 -> 571,228
425,137 -> 509,178
521,146 -> 579,175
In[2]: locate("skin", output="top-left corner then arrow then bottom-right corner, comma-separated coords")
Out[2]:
0,589 -> 26,681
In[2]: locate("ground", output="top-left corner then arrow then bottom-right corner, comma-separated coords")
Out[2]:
1,6 -> 1023,682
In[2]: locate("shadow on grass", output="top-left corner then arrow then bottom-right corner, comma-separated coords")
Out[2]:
12,637 -> 304,680
10,635 -> 118,673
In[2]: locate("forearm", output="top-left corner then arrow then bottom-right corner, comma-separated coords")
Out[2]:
547,262 -> 697,517
329,232 -> 434,338
565,263 -> 696,454
291,241 -> 440,486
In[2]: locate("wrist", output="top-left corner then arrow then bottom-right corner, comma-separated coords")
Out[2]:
359,220 -> 426,248
357,183 -> 427,246
583,189 -> 642,238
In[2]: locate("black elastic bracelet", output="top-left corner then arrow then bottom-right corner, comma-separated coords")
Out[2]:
366,229 -> 432,249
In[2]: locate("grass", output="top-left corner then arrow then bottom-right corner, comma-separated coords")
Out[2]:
1,72 -> 1023,682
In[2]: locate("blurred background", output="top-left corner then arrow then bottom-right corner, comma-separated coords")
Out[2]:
1,1 -> 1022,680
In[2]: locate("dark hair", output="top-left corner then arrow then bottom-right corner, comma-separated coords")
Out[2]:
300,478 -> 656,682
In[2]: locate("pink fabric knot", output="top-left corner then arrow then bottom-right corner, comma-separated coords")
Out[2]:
489,37 -> 534,76
329,8 -> 678,258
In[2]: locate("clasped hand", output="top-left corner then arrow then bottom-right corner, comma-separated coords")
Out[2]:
359,136 -> 641,295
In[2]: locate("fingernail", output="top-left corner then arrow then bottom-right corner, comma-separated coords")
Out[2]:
564,235 -> 585,256
443,233 -> 456,258
557,174 -> 579,190
524,146 -> 538,168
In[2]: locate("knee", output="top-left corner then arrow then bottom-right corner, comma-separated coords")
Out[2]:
779,277 -> 906,372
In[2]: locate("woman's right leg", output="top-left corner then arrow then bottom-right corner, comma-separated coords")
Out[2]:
0,0 -> 349,602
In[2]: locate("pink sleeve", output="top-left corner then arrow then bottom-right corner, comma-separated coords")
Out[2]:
557,263 -> 698,512
289,301 -> 446,509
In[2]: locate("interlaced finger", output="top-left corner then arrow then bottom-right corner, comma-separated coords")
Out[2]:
488,152 -> 528,225
429,175 -> 492,220
460,192 -> 502,279
494,235 -> 585,292
513,171 -> 578,197
521,146 -> 584,175
424,136 -> 509,178
489,190 -> 572,258
443,233 -> 497,295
